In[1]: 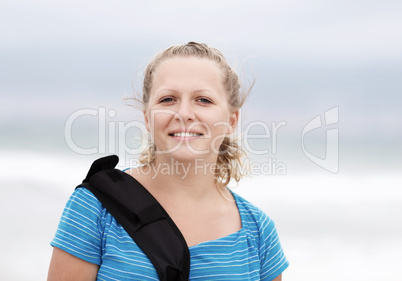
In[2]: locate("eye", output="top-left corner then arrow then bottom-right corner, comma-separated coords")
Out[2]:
198,97 -> 212,104
159,97 -> 175,103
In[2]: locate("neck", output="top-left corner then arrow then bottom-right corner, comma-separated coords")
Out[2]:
143,155 -> 219,201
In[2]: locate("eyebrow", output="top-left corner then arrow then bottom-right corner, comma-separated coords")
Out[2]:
155,88 -> 177,94
155,88 -> 216,95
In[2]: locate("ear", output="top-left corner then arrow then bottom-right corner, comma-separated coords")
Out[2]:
143,110 -> 150,132
228,110 -> 239,134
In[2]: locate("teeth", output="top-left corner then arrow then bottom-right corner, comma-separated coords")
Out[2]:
171,132 -> 202,137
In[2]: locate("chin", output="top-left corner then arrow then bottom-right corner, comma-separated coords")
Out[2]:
170,151 -> 206,163
158,147 -> 211,163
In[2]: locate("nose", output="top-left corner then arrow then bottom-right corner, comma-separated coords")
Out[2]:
175,100 -> 195,123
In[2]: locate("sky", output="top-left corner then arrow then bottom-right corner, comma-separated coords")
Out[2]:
1,1 -> 402,280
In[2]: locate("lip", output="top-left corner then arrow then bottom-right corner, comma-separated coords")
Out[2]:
168,130 -> 203,140
168,129 -> 203,135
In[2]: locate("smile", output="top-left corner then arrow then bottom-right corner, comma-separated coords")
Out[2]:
169,132 -> 203,137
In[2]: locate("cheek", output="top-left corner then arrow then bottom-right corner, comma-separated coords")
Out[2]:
208,115 -> 232,135
148,111 -> 174,132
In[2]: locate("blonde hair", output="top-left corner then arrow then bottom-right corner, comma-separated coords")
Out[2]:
138,42 -> 252,187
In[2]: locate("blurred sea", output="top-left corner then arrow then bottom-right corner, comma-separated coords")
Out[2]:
1,148 -> 401,281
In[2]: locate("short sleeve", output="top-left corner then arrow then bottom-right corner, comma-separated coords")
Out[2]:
50,188 -> 104,265
258,210 -> 289,280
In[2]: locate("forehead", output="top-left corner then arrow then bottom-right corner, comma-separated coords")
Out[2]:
151,56 -> 224,88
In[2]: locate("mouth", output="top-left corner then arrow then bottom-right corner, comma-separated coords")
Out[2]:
169,132 -> 203,137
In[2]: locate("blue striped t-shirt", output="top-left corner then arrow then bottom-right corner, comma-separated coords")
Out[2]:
51,187 -> 288,280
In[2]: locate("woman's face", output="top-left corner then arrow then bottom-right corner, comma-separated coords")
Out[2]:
144,56 -> 238,163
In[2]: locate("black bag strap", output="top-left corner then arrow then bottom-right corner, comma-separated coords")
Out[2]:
76,155 -> 190,281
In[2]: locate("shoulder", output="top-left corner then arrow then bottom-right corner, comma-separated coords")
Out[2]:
70,187 -> 105,215
231,191 -> 274,231
231,191 -> 281,253
51,187 -> 109,265
59,187 -> 112,234
231,191 -> 289,279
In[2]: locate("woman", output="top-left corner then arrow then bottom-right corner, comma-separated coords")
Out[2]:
48,42 -> 289,280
